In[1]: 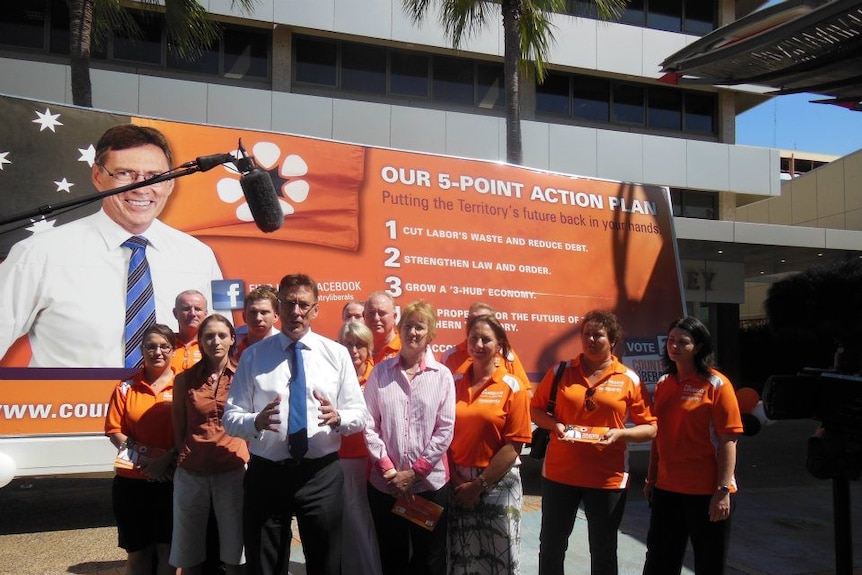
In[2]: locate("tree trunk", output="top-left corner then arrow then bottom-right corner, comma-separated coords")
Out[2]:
501,0 -> 523,165
70,0 -> 94,107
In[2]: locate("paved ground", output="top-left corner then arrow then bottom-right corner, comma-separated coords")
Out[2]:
1,419 -> 861,574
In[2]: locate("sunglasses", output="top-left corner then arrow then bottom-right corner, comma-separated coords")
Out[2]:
585,387 -> 597,411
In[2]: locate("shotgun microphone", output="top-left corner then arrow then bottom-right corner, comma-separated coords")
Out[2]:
236,140 -> 284,233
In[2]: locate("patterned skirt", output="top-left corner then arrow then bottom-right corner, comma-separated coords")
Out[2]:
448,464 -> 523,575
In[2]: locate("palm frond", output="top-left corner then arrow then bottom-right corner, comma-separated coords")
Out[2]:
402,0 -> 435,24
440,0 -> 494,48
163,0 -> 221,61
91,0 -> 141,49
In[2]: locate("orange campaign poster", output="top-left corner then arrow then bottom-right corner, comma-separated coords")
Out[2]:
0,95 -> 683,443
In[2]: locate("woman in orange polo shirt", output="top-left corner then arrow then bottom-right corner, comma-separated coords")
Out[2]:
448,314 -> 532,575
530,310 -> 656,575
105,324 -> 178,575
642,317 -> 743,575
338,320 -> 382,575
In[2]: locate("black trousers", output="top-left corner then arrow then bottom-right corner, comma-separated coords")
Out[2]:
367,482 -> 449,575
243,453 -> 343,575
642,488 -> 732,575
538,478 -> 627,575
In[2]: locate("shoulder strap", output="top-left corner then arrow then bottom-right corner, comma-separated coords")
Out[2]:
546,361 -> 567,416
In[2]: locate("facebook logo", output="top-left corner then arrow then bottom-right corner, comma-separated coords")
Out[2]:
212,280 -> 245,310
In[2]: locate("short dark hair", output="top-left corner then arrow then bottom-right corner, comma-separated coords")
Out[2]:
278,274 -> 318,301
663,316 -> 715,377
95,124 -> 173,167
581,309 -> 622,345
143,324 -> 178,349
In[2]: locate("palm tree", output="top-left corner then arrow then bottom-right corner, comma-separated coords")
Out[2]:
402,0 -> 625,165
69,0 -> 259,107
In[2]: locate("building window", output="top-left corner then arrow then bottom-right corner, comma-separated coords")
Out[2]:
0,0 -> 271,82
1,0 -> 47,50
573,76 -> 609,122
613,84 -> 645,125
113,11 -> 163,65
476,63 -> 503,109
223,27 -> 269,79
671,188 -> 718,219
684,0 -> 716,36
433,56 -> 474,105
567,0 -> 716,35
647,0 -> 682,33
341,43 -> 386,94
537,71 -> 717,136
295,37 -> 337,86
536,73 -> 570,116
649,86 -> 682,130
291,35 -> 504,112
684,92 -> 716,133
390,52 -> 429,97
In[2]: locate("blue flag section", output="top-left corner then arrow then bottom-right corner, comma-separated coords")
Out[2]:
0,94 -> 129,257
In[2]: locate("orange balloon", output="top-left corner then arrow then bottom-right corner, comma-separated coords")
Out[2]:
736,387 -> 760,413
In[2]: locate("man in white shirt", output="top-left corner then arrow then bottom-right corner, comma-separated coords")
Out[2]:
0,124 -> 223,367
223,273 -> 368,575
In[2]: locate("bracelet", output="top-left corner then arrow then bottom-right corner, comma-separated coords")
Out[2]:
645,478 -> 656,485
477,475 -> 490,491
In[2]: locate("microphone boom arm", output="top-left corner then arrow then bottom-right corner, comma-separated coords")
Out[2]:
0,152 -> 234,229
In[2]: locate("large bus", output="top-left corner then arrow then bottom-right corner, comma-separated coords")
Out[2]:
0,94 -> 684,485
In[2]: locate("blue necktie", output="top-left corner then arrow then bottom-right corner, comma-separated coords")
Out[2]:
288,341 -> 308,459
122,236 -> 157,369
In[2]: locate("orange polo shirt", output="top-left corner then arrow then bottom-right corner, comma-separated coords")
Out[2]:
531,355 -> 655,490
339,359 -> 374,459
652,368 -> 743,495
171,339 -> 201,373
105,371 -> 175,480
373,332 -> 401,364
449,364 -> 532,468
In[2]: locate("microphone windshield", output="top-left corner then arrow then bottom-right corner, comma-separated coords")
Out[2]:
239,168 -> 284,233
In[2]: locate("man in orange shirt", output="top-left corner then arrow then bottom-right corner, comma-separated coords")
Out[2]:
236,285 -> 280,358
364,291 -> 400,363
442,302 -> 531,391
171,290 -> 207,372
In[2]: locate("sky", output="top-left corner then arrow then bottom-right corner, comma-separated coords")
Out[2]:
736,92 -> 862,157
733,0 -> 862,158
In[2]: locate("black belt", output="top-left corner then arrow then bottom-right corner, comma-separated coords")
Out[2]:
251,451 -> 338,470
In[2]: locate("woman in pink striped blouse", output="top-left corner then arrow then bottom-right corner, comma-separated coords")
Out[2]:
363,299 -> 456,575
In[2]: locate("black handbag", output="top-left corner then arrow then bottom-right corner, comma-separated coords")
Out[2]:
530,361 -> 567,460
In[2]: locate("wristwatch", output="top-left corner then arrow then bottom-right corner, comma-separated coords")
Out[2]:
716,485 -> 731,494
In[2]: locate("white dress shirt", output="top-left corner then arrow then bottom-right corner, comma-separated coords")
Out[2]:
0,209 -> 223,367
223,329 -> 368,461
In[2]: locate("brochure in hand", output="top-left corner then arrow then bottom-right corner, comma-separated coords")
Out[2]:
391,496 -> 444,531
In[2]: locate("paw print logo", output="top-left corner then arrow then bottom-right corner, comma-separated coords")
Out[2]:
215,141 -> 310,223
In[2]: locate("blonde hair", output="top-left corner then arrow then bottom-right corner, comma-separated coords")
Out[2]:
398,300 -> 437,340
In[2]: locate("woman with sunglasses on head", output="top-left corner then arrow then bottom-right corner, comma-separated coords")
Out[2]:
170,314 -> 249,575
447,313 -> 532,575
105,324 -> 179,575
530,310 -> 656,575
642,317 -> 743,575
